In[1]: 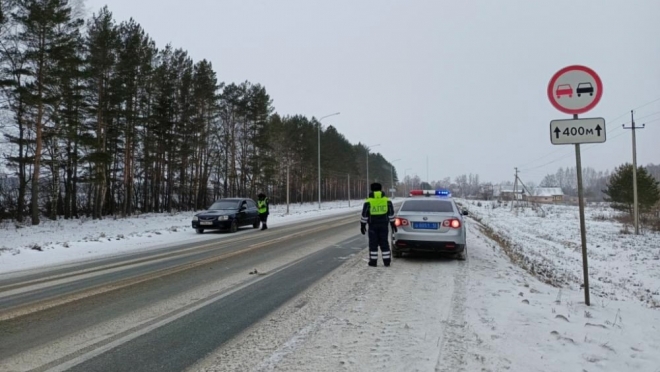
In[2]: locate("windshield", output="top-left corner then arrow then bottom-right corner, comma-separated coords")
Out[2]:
400,200 -> 455,213
208,200 -> 240,210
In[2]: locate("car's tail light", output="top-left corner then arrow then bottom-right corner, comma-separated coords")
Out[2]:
395,218 -> 409,227
442,219 -> 461,229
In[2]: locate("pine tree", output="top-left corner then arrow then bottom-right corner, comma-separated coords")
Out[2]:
84,6 -> 119,219
13,0 -> 84,225
0,0 -> 31,222
603,163 -> 660,218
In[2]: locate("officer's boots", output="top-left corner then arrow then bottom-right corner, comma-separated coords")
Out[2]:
261,223 -> 267,230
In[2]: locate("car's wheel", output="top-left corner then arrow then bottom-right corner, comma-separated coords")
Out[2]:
253,219 -> 260,229
590,92 -> 593,96
196,228 -> 204,234
456,246 -> 467,261
229,220 -> 238,233
393,249 -> 403,258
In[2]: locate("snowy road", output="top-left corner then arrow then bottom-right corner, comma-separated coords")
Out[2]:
191,229 -> 473,372
2,204 -> 659,372
0,212 -> 366,371
191,218 -> 660,372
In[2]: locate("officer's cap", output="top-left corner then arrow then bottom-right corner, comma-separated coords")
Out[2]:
370,183 -> 382,192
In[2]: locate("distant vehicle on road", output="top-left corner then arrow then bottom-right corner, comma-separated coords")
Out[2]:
192,198 -> 261,233
555,84 -> 573,98
576,82 -> 594,97
392,189 -> 468,260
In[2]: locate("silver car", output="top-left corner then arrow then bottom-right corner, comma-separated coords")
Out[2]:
391,196 -> 468,260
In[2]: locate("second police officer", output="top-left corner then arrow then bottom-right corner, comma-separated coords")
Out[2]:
360,182 -> 396,267
257,193 -> 269,230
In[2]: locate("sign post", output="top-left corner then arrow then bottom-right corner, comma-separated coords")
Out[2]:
547,65 -> 604,306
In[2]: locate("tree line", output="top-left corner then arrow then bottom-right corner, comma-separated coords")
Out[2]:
0,1 -> 397,223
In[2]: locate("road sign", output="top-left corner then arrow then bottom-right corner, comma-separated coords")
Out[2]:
547,65 -> 603,115
550,117 -> 606,145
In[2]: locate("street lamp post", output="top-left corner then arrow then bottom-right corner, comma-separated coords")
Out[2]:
318,112 -> 340,209
365,143 -> 380,195
404,167 -> 412,197
390,159 -> 401,198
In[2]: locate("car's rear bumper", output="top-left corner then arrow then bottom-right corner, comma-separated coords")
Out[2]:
392,239 -> 465,253
394,228 -> 465,245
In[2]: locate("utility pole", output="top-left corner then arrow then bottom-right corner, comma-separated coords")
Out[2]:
511,167 -> 519,210
348,174 -> 351,207
623,110 -> 645,235
389,159 -> 401,198
286,164 -> 290,214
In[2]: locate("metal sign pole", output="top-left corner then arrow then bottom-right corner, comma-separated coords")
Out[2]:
574,113 -> 590,306
548,65 -> 602,307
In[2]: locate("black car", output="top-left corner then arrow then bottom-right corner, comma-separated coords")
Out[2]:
192,198 -> 261,233
576,82 -> 594,97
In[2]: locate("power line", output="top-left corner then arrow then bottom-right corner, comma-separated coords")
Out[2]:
519,126 -> 632,173
517,97 -> 660,170
516,111 -> 629,169
633,97 -> 660,111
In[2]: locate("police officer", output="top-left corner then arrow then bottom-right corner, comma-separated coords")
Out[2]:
257,193 -> 269,230
360,182 -> 396,267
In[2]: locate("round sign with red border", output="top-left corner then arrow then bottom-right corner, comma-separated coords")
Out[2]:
547,65 -> 603,115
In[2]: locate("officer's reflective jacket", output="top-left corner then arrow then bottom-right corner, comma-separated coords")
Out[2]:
360,191 -> 395,225
258,198 -> 269,215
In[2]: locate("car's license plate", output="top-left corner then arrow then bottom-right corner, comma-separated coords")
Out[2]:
200,221 -> 213,225
412,222 -> 438,229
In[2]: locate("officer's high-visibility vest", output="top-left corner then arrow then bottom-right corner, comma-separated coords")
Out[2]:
367,191 -> 388,216
258,199 -> 268,214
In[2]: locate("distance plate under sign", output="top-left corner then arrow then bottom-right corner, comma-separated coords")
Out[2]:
550,117 -> 606,145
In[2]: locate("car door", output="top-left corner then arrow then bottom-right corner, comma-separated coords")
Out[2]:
246,200 -> 259,223
237,200 -> 249,226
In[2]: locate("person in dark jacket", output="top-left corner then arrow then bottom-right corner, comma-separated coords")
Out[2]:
360,182 -> 396,267
257,193 -> 269,230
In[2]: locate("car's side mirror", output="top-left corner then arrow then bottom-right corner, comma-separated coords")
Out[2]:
462,210 -> 469,216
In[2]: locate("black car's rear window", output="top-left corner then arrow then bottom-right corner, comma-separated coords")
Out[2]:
401,200 -> 454,213
209,200 -> 240,210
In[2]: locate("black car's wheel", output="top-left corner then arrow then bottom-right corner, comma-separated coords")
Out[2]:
196,228 -> 204,234
229,220 -> 238,233
393,249 -> 403,258
252,219 -> 260,229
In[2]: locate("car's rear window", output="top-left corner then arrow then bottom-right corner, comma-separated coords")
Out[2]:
209,200 -> 240,209
400,200 -> 454,213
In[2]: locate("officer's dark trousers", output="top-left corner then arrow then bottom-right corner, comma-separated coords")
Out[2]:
368,223 -> 391,266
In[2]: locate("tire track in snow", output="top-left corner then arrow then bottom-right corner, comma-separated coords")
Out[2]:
434,253 -> 470,371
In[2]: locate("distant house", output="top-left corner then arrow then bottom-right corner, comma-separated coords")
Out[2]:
498,185 -> 524,201
530,187 -> 564,204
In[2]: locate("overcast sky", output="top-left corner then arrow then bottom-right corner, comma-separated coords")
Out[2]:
83,0 -> 660,184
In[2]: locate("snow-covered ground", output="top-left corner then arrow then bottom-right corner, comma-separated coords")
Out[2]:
463,200 -> 660,309
193,204 -> 660,372
0,200 -> 365,275
2,198 -> 660,371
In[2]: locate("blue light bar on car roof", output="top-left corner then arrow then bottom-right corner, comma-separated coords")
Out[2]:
409,189 -> 452,197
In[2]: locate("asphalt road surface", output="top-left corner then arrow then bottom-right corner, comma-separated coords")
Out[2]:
0,211 -> 366,372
